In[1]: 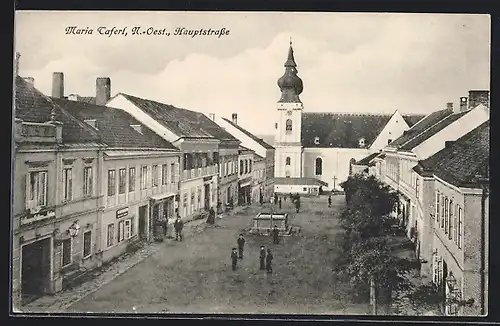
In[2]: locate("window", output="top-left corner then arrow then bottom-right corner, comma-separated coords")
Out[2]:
141,166 -> 148,189
444,197 -> 449,233
83,231 -> 92,258
349,158 -> 355,175
170,163 -> 176,183
245,160 -> 248,174
454,204 -> 459,244
436,191 -> 440,223
240,160 -> 244,175
314,137 -> 320,145
457,206 -> 462,249
441,194 -> 445,229
285,157 -> 291,166
152,165 -> 159,187
108,170 -> 116,196
62,238 -> 72,267
27,170 -> 48,208
197,187 -> 202,209
275,122 -> 278,129
118,219 -> 131,242
107,223 -> 115,247
286,119 -> 292,132
416,178 -> 420,199
358,138 -> 365,147
224,162 -> 228,177
448,200 -> 453,240
161,164 -> 167,185
118,168 -> 126,194
63,168 -> 73,201
80,167 -> 92,198
129,167 -> 136,192
388,139 -> 392,144
249,160 -> 252,172
315,157 -> 323,176
191,189 -> 195,213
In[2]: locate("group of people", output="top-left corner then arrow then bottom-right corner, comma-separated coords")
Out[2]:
231,226 -> 281,274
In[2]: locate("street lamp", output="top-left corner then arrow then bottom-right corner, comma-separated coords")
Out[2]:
68,221 -> 80,237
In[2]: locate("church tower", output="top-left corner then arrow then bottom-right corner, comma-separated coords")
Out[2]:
274,40 -> 304,179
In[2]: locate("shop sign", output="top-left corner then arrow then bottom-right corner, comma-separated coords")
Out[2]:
116,207 -> 129,219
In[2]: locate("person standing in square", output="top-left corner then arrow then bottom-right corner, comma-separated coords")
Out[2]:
266,248 -> 273,274
259,246 -> 266,270
237,234 -> 246,259
271,225 -> 280,244
174,216 -> 184,241
231,248 -> 238,271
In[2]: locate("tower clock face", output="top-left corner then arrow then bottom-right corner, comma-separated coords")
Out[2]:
287,110 -> 292,116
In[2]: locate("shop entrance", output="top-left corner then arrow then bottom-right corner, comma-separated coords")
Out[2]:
21,237 -> 51,304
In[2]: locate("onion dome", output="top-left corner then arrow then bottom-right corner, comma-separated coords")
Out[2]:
277,40 -> 303,103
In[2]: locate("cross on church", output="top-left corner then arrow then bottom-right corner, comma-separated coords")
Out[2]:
332,176 -> 338,190
290,37 -> 292,46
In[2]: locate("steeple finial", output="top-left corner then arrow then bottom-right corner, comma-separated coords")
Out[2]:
290,37 -> 292,46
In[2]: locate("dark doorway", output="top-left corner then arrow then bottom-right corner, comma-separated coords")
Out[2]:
442,260 -> 448,313
138,205 -> 148,239
204,184 -> 210,210
21,237 -> 51,304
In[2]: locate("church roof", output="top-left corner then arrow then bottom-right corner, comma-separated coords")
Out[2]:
413,121 -> 489,188
352,152 -> 382,166
274,177 -> 328,187
301,112 -> 424,148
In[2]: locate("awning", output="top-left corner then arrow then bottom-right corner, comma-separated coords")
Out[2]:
151,192 -> 176,201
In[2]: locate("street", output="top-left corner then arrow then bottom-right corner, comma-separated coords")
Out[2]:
67,195 -> 370,314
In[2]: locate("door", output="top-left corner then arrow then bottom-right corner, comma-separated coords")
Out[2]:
21,238 -> 51,303
138,205 -> 148,239
204,184 -> 210,210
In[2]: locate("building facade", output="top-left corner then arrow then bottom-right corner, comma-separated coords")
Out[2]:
215,114 -> 275,202
12,76 -> 104,308
413,122 -> 489,316
106,93 -> 240,221
251,154 -> 266,203
237,146 -> 254,205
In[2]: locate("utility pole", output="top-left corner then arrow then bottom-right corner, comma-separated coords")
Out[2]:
332,176 -> 337,191
370,277 -> 378,315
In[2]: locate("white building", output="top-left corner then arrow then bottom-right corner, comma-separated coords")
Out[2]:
272,42 -> 425,194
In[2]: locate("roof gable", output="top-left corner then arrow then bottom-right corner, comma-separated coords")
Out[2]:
15,76 -> 101,143
416,121 -> 489,187
52,98 -> 178,150
120,94 -> 236,141
221,118 -> 274,150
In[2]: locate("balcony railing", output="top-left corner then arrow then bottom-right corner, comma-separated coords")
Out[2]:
182,165 -> 218,181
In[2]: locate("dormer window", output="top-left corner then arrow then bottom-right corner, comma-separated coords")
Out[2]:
84,119 -> 98,129
358,138 -> 365,147
130,124 -> 143,135
314,137 -> 320,145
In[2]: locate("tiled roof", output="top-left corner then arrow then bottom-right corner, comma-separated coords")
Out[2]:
78,96 -> 96,104
238,145 -> 254,153
274,177 -> 328,187
120,94 -> 237,141
301,112 -> 424,148
14,76 -> 101,143
52,98 -> 178,150
389,108 -> 454,148
352,152 -> 381,166
256,134 -> 275,147
398,111 -> 469,151
414,121 -> 489,187
221,118 -> 275,150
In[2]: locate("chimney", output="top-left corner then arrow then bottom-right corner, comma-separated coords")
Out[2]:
208,113 -> 216,121
460,97 -> 468,112
15,52 -> 20,76
52,72 -> 64,98
23,77 -> 35,86
445,140 -> 455,148
468,90 -> 489,110
232,113 -> 238,125
96,77 -> 111,106
68,94 -> 79,101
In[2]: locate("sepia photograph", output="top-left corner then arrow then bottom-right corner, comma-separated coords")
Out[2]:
11,11 -> 490,317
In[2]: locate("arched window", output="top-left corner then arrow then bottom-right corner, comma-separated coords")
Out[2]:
286,119 -> 292,132
285,157 -> 291,166
315,157 -> 323,176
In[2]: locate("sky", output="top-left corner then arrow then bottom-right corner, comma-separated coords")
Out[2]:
15,12 -> 490,136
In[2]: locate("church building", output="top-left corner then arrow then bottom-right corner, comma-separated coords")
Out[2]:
273,42 -> 425,194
